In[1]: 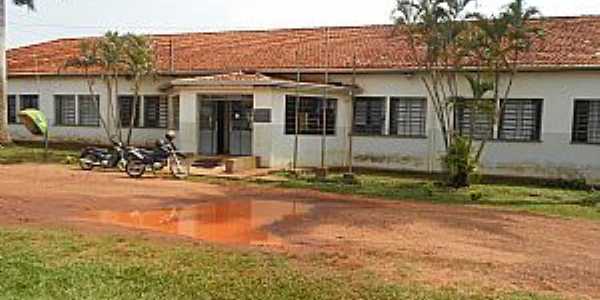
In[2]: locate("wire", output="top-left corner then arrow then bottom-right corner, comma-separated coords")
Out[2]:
8,21 -> 201,31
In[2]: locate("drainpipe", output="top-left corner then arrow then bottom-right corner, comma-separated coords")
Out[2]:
320,28 -> 330,171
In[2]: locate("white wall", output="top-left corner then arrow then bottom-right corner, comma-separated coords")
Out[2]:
9,71 -> 600,181
7,76 -> 173,146
330,71 -> 600,180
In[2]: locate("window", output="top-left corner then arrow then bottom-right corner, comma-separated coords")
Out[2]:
389,97 -> 427,137
454,99 -> 494,140
78,95 -> 100,127
118,95 -> 141,127
353,97 -> 385,135
20,94 -> 39,111
7,95 -> 16,124
499,99 -> 542,141
573,99 -> 600,144
285,95 -> 337,135
143,96 -> 168,128
55,95 -> 77,126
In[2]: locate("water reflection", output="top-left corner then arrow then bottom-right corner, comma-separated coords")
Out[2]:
84,200 -> 311,246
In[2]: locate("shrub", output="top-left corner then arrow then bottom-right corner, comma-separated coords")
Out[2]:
442,136 -> 480,188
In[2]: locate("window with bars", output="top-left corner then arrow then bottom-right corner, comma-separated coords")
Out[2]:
55,95 -> 77,126
7,95 -> 16,124
285,96 -> 337,135
389,97 -> 427,138
78,95 -> 100,126
572,99 -> 600,144
353,97 -> 385,135
20,94 -> 39,111
143,96 -> 168,128
454,99 -> 494,140
499,99 -> 543,142
118,95 -> 141,127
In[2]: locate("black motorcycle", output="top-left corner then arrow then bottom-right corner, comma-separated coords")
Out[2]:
126,137 -> 189,179
79,140 -> 129,171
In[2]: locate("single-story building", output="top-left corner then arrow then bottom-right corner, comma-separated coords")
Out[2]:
6,16 -> 600,180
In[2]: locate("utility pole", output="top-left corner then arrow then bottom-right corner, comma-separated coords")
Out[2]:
0,0 -> 10,144
320,28 -> 329,172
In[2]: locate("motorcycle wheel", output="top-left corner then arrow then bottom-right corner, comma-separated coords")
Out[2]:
79,154 -> 96,171
168,155 -> 189,180
126,159 -> 146,178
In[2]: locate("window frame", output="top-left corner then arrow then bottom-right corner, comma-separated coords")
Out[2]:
118,95 -> 142,128
572,99 -> 600,145
388,97 -> 428,139
352,96 -> 386,136
53,94 -> 101,127
7,95 -> 17,124
284,95 -> 338,136
54,94 -> 77,126
454,98 -> 495,141
498,98 -> 543,143
77,94 -> 101,127
143,95 -> 169,129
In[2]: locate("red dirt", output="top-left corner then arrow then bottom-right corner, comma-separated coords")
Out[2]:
1,164 -> 599,299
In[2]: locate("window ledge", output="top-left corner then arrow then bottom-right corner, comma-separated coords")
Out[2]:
351,134 -> 428,140
491,139 -> 543,144
571,141 -> 600,146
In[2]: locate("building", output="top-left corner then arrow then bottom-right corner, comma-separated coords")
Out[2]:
6,16 -> 600,180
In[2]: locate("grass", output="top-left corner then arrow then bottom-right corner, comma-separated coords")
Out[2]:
0,143 -> 79,165
271,171 -> 600,221
0,227 -> 559,300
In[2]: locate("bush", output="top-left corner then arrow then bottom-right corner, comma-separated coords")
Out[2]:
442,136 -> 480,188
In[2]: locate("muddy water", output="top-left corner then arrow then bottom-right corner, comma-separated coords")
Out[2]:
83,200 -> 312,246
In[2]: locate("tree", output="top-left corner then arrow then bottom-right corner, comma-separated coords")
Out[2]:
64,32 -> 156,145
0,0 -> 35,144
394,0 -> 541,187
122,33 -> 155,146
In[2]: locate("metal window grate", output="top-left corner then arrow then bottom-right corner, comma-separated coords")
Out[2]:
353,97 -> 385,135
7,95 -> 16,124
55,95 -> 76,126
19,95 -> 39,111
389,97 -> 427,137
499,99 -> 542,141
573,99 -> 600,144
78,95 -> 100,127
144,96 -> 168,128
118,95 -> 141,127
285,95 -> 337,135
455,99 -> 494,140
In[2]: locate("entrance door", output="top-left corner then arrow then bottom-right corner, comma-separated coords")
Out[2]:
229,101 -> 253,156
198,95 -> 253,156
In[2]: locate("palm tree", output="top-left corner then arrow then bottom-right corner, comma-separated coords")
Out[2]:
0,0 -> 35,144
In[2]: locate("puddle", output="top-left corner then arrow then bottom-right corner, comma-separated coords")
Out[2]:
81,200 -> 312,246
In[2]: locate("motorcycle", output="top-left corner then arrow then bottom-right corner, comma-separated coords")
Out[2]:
126,138 -> 189,179
79,140 -> 129,171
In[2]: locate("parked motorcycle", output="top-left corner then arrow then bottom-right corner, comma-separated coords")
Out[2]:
79,140 -> 129,171
126,131 -> 189,179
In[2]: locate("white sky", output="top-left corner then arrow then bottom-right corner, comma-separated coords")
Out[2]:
7,0 -> 600,48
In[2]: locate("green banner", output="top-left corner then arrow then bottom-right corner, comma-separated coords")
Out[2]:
18,109 -> 48,136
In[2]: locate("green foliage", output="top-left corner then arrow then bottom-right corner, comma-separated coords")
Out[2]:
442,135 -> 479,188
0,228 -> 558,300
0,145 -> 78,165
273,171 -> 600,221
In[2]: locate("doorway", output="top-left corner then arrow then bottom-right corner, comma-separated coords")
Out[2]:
198,95 -> 253,156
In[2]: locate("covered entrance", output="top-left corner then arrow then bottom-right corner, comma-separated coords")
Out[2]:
198,95 -> 253,156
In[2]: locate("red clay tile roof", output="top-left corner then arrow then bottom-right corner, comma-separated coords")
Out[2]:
7,16 -> 600,76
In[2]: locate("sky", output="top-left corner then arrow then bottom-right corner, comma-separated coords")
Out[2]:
7,0 -> 600,49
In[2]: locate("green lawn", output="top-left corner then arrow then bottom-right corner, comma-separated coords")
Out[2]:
0,143 -> 79,165
0,228 -> 559,300
273,171 -> 600,221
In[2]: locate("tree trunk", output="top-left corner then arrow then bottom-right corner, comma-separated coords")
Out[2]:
0,0 -> 11,144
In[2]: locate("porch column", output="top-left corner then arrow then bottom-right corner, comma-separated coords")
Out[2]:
177,90 -> 198,153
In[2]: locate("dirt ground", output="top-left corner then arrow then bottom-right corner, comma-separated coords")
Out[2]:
1,164 -> 599,299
